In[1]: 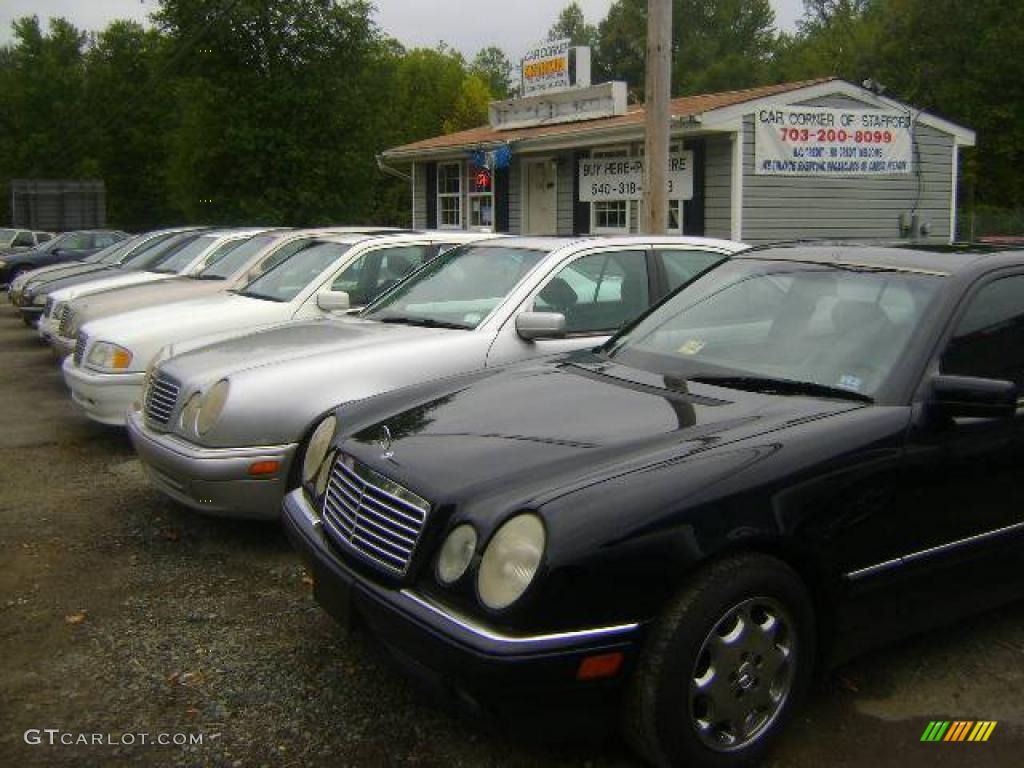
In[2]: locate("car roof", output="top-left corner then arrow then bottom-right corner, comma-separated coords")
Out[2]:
312,231 -> 498,246
737,242 -> 1024,276
471,235 -> 747,253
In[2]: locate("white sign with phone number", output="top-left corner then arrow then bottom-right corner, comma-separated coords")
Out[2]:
755,105 -> 914,176
579,152 -> 694,202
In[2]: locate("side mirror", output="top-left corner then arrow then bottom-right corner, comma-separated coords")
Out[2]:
929,374 -> 1018,419
316,289 -> 350,312
516,311 -> 566,341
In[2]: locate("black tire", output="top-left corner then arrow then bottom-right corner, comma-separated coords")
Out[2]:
626,553 -> 816,768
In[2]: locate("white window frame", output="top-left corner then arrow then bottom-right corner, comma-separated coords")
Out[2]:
590,146 -> 632,235
466,162 -> 495,232
637,141 -> 685,234
437,161 -> 463,230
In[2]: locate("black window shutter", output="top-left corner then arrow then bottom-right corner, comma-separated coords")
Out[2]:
683,140 -> 705,236
425,163 -> 437,229
572,151 -> 590,235
494,166 -> 510,233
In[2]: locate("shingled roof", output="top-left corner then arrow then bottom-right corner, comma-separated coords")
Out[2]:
383,77 -> 838,158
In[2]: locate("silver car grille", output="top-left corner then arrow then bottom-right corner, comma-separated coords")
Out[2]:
57,306 -> 74,337
73,333 -> 89,366
322,455 -> 431,577
144,372 -> 180,426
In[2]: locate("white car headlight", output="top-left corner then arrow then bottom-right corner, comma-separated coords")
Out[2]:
179,393 -> 201,433
31,293 -> 46,306
436,524 -> 478,585
477,514 -> 546,610
196,379 -> 230,435
302,415 -> 337,486
86,341 -> 133,371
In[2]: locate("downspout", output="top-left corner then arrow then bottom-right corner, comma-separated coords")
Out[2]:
376,153 -> 412,182
377,153 -> 414,228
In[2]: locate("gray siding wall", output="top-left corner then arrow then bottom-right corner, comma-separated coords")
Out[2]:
411,162 -> 427,229
742,94 -> 953,244
508,158 -> 522,234
557,152 -> 575,236
705,134 -> 733,240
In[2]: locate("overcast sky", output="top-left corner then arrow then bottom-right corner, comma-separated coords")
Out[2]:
0,1 -> 806,60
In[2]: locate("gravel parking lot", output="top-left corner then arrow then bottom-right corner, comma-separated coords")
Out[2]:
2,298 -> 1023,768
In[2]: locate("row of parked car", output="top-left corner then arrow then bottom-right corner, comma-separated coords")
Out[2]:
7,225 -> 1024,767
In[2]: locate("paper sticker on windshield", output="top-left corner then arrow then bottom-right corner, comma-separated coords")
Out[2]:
838,374 -> 863,392
678,339 -> 706,355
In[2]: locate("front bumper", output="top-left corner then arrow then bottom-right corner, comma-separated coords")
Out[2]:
127,408 -> 298,520
282,488 -> 642,709
62,357 -> 144,426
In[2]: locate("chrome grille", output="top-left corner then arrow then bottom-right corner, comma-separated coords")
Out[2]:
145,372 -> 180,426
73,333 -> 89,366
44,297 -> 54,318
322,455 -> 431,576
58,306 -> 74,337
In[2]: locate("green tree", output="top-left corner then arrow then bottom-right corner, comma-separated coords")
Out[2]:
81,21 -> 176,227
548,2 -> 599,47
471,45 -> 513,100
595,0 -> 778,97
443,73 -> 492,133
154,0 -> 392,224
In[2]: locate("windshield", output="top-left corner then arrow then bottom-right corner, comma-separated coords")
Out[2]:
236,241 -> 351,302
362,244 -> 549,330
607,259 -> 944,399
152,234 -> 221,274
85,237 -> 138,264
198,233 -> 279,279
121,232 -> 200,270
0,229 -> 16,244
33,233 -> 71,253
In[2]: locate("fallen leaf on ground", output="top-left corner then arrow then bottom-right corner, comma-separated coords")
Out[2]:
65,611 -> 88,625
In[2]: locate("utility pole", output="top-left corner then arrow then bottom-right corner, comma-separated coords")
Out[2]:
641,0 -> 672,234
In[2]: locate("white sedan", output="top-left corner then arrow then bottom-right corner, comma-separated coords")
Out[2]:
63,231 -> 496,425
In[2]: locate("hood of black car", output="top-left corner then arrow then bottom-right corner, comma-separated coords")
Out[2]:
345,354 -> 865,507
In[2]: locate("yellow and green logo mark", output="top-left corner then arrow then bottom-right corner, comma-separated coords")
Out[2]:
921,721 -> 997,742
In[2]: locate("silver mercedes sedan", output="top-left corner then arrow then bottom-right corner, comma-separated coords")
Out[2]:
127,236 -> 745,519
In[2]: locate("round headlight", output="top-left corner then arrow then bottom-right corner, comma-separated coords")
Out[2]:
179,393 -> 201,432
436,524 -> 478,585
315,450 -> 335,497
196,379 -> 230,435
302,415 -> 337,485
32,293 -> 46,306
477,514 -> 545,610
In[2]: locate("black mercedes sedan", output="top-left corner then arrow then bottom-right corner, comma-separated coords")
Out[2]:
284,244 -> 1024,767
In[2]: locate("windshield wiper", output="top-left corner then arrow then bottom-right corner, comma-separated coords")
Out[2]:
194,274 -> 227,280
375,315 -> 471,330
691,375 -> 873,403
231,289 -> 285,303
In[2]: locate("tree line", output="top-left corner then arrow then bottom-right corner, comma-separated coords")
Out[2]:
0,0 -> 1020,231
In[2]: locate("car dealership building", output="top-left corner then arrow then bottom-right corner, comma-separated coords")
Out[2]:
381,71 -> 975,245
